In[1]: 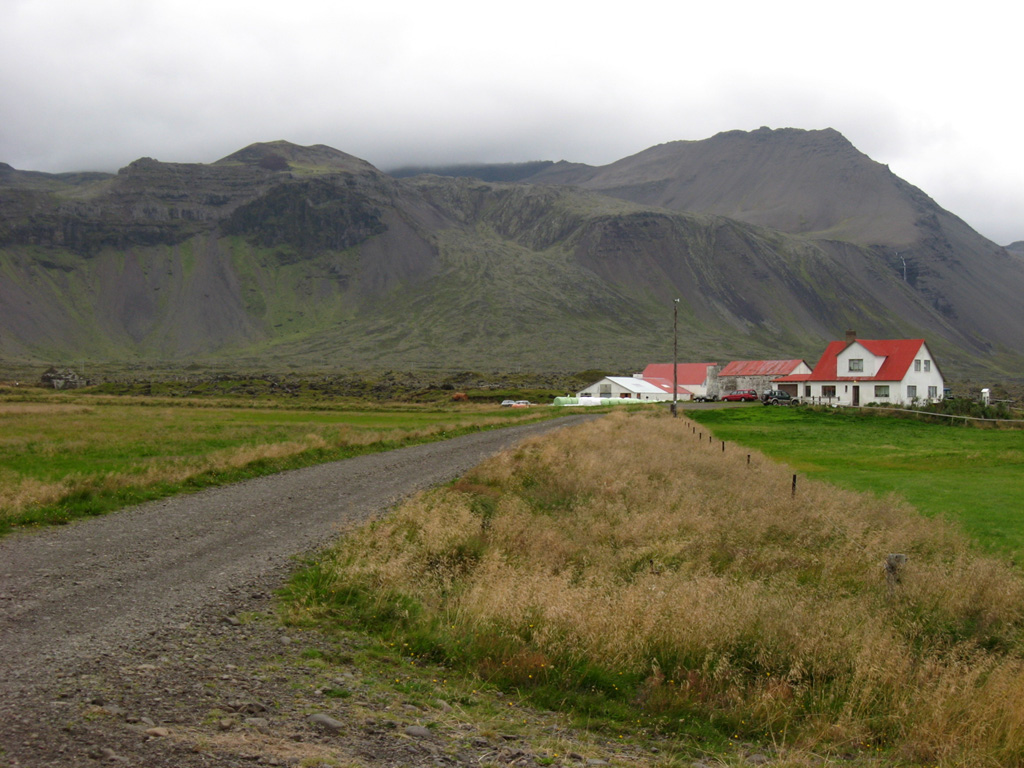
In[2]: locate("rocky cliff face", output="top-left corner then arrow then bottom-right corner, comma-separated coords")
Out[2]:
0,141 -> 401,255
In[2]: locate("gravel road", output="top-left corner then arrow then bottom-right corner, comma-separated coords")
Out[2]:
0,416 -> 606,768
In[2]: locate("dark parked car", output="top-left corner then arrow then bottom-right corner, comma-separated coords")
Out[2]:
761,389 -> 795,405
693,393 -> 718,402
721,389 -> 758,402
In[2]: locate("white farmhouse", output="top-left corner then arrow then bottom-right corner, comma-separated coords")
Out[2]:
775,335 -> 944,406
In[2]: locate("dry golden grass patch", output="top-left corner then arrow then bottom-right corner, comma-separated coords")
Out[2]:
0,403 -> 95,416
207,433 -> 331,469
306,410 -> 1024,765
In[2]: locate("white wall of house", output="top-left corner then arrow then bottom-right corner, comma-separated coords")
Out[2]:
836,343 -> 881,378
899,357 -> 945,404
684,383 -> 708,399
803,381 -> 907,406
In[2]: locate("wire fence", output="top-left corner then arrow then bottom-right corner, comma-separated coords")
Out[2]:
852,404 -> 1024,425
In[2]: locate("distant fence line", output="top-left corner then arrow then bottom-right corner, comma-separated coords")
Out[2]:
852,404 -> 1024,425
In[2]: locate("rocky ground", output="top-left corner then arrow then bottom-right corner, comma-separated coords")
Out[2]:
3,567 -> 711,768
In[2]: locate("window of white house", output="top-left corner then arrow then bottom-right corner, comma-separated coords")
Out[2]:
907,385 -> 917,399
924,360 -> 931,372
914,359 -> 921,372
928,386 -> 938,399
822,385 -> 837,398
805,385 -> 811,397
600,385 -> 611,396
874,385 -> 890,398
848,359 -> 864,372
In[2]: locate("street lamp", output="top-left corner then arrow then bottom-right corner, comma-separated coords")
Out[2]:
672,298 -> 680,417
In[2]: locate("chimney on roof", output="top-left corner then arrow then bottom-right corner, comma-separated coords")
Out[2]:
845,329 -> 857,343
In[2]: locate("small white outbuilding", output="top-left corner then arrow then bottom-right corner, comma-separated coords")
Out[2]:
576,375 -> 689,402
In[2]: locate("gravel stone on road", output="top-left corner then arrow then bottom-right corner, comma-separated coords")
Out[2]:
0,416 -> 605,768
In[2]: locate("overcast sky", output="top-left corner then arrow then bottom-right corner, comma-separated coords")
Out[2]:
2,1 -> 1020,244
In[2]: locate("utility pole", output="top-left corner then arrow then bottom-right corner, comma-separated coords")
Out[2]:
672,298 -> 680,418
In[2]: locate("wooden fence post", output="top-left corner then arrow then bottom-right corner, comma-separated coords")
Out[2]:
885,554 -> 908,596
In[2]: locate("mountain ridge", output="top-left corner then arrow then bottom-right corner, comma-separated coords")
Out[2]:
522,127 -> 951,248
1,129 -> 1022,379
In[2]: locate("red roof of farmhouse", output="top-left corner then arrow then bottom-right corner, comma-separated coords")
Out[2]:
643,363 -> 717,387
775,339 -> 928,383
718,359 -> 807,377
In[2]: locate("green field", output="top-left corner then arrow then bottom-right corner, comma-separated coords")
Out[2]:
0,387 -> 566,534
687,405 -> 1024,554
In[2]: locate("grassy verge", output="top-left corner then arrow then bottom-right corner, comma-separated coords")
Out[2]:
252,607 -> 706,767
281,409 -> 1024,766
686,405 -> 1024,554
0,389 -> 568,535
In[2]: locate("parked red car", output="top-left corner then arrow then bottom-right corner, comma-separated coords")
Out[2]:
721,389 -> 758,402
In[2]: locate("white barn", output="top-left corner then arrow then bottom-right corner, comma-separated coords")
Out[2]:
576,375 -> 689,402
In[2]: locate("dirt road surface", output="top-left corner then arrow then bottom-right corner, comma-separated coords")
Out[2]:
0,416 -> 608,768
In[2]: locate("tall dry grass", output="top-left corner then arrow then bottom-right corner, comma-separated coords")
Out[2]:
301,410 -> 1024,765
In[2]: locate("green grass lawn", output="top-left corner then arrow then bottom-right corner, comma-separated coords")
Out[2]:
687,405 -> 1024,554
1,403 -> 518,478
0,390 -> 565,534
